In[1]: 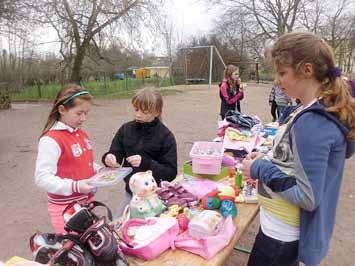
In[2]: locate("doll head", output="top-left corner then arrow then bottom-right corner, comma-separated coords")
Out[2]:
129,170 -> 158,197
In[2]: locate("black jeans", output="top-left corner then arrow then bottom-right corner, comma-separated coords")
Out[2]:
247,228 -> 299,266
236,101 -> 241,112
270,100 -> 277,121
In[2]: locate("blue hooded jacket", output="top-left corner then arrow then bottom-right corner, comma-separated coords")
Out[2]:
251,101 -> 353,266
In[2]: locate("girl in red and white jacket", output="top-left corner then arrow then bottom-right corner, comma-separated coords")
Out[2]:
34,84 -> 100,233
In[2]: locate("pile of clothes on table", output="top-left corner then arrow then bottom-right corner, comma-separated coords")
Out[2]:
217,110 -> 278,157
215,110 -> 280,203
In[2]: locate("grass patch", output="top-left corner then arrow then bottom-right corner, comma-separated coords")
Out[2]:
9,78 -> 176,101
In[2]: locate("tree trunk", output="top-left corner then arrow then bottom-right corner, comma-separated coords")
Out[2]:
70,48 -> 85,84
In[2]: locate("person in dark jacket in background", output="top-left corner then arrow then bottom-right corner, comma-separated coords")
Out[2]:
219,64 -> 244,119
102,88 -> 177,215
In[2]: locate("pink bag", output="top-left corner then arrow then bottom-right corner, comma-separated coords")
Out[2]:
174,216 -> 237,260
119,217 -> 179,260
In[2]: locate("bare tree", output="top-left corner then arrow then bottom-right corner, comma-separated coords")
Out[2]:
319,0 -> 353,49
27,0 -> 160,83
298,0 -> 325,33
0,0 -> 21,25
213,7 -> 264,60
157,14 -> 174,64
302,0 -> 354,69
249,0 -> 303,37
207,0 -> 355,75
1,0 -> 31,110
205,0 -> 307,78
208,0 -> 304,38
153,11 -> 176,86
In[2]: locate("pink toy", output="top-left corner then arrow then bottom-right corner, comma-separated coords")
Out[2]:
177,213 -> 190,231
222,154 -> 236,167
119,217 -> 179,260
174,215 -> 237,260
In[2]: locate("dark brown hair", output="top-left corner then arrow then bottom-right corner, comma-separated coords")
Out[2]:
41,84 -> 93,135
271,32 -> 355,140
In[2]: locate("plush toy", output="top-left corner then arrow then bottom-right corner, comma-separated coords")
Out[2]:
201,194 -> 221,210
220,200 -> 237,218
201,186 -> 237,218
217,186 -> 235,201
129,170 -> 165,218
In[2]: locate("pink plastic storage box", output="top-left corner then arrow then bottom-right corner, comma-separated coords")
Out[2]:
189,141 -> 224,175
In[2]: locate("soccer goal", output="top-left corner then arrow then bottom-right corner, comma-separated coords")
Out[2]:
174,45 -> 226,89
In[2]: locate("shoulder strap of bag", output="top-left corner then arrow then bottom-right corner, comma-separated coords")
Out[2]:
88,200 -> 113,221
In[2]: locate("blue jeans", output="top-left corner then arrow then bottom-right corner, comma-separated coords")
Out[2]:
276,105 -> 287,118
247,228 -> 299,266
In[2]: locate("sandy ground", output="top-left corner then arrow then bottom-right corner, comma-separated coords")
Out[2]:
0,83 -> 354,265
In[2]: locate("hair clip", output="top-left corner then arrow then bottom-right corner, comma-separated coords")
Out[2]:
327,67 -> 341,79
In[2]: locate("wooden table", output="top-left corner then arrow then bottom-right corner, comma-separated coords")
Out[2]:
127,203 -> 259,266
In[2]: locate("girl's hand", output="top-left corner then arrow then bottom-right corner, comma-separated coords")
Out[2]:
237,77 -> 241,85
78,179 -> 95,194
246,152 -> 264,160
240,158 -> 254,180
241,152 -> 264,180
104,153 -> 120,168
127,155 -> 142,167
246,178 -> 257,187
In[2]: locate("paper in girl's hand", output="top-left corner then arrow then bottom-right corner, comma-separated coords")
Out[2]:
89,167 -> 132,187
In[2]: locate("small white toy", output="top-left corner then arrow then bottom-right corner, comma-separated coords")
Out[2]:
188,210 -> 223,239
235,183 -> 258,204
129,170 -> 165,218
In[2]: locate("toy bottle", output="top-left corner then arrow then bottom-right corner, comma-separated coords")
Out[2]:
235,169 -> 243,188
